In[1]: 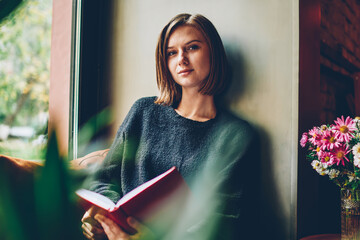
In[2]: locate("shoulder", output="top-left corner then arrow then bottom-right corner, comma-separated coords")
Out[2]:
130,96 -> 157,110
131,96 -> 170,118
115,97 -> 157,135
125,96 -> 159,118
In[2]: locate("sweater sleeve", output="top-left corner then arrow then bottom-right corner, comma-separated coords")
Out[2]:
84,99 -> 144,203
87,132 -> 125,203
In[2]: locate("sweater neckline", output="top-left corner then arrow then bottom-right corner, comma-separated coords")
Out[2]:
174,108 -> 217,122
166,105 -> 220,127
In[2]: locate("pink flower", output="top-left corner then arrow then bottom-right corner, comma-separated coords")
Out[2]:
300,133 -> 308,147
320,129 -> 341,150
315,146 -> 324,158
331,145 -> 350,166
319,151 -> 335,166
308,127 -> 322,146
334,116 -> 356,142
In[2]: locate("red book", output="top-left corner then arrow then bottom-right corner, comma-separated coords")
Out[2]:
76,166 -> 190,235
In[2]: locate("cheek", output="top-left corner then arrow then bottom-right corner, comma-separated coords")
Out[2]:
200,53 -> 211,75
168,59 -> 179,78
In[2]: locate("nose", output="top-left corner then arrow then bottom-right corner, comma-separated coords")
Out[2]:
178,50 -> 188,65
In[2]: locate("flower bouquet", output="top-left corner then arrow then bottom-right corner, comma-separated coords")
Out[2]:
300,116 -> 360,239
300,116 -> 360,189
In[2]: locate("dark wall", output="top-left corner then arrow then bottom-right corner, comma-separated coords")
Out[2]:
298,0 -> 322,238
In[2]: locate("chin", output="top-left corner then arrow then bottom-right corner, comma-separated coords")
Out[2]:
175,79 -> 203,89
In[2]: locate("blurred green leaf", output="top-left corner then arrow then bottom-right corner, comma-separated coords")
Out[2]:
78,107 -> 113,145
34,132 -> 83,240
0,162 -> 27,240
77,107 -> 113,156
0,131 -> 86,239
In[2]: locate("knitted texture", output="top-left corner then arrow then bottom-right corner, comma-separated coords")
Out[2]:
88,96 -> 258,239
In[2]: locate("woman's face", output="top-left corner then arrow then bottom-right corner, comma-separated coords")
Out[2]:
166,25 -> 211,91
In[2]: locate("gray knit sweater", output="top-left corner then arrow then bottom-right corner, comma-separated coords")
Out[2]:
89,96 -> 257,239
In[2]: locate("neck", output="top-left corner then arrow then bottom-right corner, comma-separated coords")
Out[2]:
175,89 -> 217,122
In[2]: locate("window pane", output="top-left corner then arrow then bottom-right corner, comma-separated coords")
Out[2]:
0,0 -> 52,161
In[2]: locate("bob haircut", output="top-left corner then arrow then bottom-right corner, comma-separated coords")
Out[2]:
155,13 -> 229,106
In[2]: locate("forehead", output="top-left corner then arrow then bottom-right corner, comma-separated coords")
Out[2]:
167,25 -> 206,47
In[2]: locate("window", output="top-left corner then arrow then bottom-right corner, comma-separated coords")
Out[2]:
0,0 -> 52,161
69,0 -> 113,159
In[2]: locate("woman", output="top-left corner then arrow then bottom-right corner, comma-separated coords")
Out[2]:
81,13 -> 257,240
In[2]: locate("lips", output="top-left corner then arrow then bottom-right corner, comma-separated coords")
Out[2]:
178,69 -> 193,75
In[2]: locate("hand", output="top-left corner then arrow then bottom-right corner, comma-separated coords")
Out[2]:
81,206 -> 107,240
94,214 -> 156,240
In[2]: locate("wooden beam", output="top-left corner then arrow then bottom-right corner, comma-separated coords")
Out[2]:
48,0 -> 72,156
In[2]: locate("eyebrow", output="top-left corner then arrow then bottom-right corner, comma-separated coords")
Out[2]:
167,39 -> 202,49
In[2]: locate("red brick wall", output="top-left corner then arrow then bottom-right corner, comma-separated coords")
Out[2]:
320,0 -> 360,121
321,0 -> 360,71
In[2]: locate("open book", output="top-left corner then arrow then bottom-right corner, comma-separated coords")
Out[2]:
76,166 -> 190,235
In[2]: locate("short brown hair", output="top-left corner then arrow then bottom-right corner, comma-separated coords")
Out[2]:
155,13 -> 229,106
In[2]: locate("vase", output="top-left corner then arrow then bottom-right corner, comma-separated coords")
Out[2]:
341,189 -> 360,239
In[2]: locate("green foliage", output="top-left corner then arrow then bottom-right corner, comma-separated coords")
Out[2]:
77,107 -> 114,155
0,109 -> 113,239
0,164 -> 27,240
0,139 -> 46,161
0,0 -> 24,24
34,132 -> 83,240
0,0 -> 51,127
0,132 -> 85,240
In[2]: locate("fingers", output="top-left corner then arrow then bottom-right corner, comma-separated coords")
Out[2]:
82,207 -> 103,228
95,214 -> 129,240
93,214 -> 156,240
82,211 -> 103,232
82,221 -> 106,240
81,207 -> 106,240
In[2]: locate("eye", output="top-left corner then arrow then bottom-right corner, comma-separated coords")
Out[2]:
188,45 -> 199,51
167,50 -> 177,57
